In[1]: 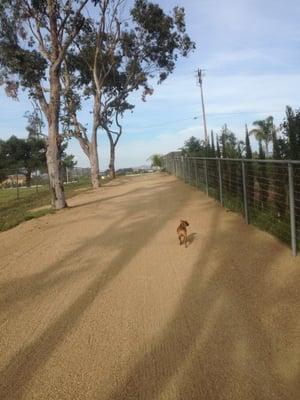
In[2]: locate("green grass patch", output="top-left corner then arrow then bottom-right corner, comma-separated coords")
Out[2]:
249,207 -> 291,246
183,175 -> 299,250
0,176 -> 93,232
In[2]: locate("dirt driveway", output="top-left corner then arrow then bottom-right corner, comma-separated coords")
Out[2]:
0,173 -> 299,399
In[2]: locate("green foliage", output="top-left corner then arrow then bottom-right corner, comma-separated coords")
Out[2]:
281,106 -> 300,224
250,116 -> 275,157
245,125 -> 254,205
0,177 -> 91,231
25,108 -> 45,139
180,136 -> 214,157
62,154 -> 77,170
281,106 -> 300,159
257,141 -> 269,209
148,154 -> 163,168
63,0 -> 195,147
58,0 -> 195,184
219,125 -> 241,159
210,130 -> 216,157
0,0 -> 89,98
245,125 -> 252,159
131,1 -> 195,75
0,135 -> 47,186
216,135 -> 221,158
272,131 -> 287,217
181,136 -> 202,156
0,139 -> 8,182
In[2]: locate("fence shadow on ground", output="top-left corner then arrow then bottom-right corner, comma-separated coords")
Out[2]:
1,175 -> 299,400
103,199 -> 299,400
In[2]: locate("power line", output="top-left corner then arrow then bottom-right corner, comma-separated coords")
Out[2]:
126,109 -> 287,131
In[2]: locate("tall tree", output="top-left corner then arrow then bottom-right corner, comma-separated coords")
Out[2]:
245,124 -> 254,206
181,136 -> 207,157
272,127 -> 287,217
148,154 -> 163,168
219,124 -> 241,159
257,140 -> 269,209
281,106 -> 300,159
216,134 -> 221,158
0,0 -> 90,208
281,106 -> 300,225
62,0 -> 195,187
245,124 -> 252,159
220,126 -> 228,158
0,139 -> 8,183
1,135 -> 46,186
210,130 -> 216,157
101,99 -> 134,178
250,116 -> 275,157
219,124 -> 241,198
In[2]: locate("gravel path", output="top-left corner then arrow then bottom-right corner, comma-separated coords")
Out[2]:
0,173 -> 299,399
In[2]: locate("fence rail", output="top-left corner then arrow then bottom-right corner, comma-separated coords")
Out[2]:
164,154 -> 300,256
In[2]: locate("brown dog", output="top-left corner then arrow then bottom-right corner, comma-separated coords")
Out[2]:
177,220 -> 189,247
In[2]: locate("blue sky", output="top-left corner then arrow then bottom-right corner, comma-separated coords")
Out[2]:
1,0 -> 300,168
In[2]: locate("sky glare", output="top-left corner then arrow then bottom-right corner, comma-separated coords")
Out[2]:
1,0 -> 300,169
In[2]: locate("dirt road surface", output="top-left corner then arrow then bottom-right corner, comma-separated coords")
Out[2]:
0,173 -> 299,400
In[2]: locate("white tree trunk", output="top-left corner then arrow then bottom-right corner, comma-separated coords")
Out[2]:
46,67 -> 67,209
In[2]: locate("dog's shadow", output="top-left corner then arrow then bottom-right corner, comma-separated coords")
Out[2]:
187,232 -> 197,246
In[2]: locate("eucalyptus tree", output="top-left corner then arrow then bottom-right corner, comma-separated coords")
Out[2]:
24,104 -> 46,139
102,103 -> 133,178
62,0 -> 195,187
0,0 -> 91,208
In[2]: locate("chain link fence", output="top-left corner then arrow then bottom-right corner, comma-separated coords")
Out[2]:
164,154 -> 300,256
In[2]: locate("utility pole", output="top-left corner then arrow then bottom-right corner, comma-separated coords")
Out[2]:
197,68 -> 208,145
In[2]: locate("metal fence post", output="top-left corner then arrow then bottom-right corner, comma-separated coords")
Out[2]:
218,159 -> 223,206
16,170 -> 19,200
186,157 -> 188,182
186,157 -> 189,183
242,161 -> 249,224
194,159 -> 198,188
204,159 -> 209,195
182,156 -> 185,181
186,158 -> 189,183
35,169 -> 38,193
288,163 -> 297,256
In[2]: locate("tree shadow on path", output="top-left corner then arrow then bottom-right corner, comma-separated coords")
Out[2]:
104,207 -> 300,400
0,178 -> 192,400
